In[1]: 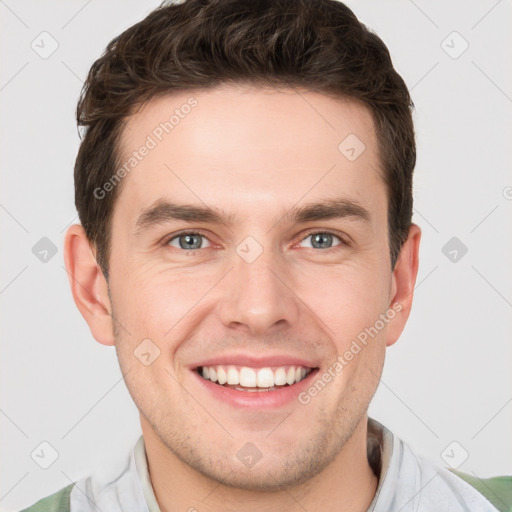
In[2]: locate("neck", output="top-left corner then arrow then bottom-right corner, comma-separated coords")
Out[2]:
142,415 -> 379,512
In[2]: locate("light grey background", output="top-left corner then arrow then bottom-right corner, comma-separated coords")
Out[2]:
1,0 -> 511,510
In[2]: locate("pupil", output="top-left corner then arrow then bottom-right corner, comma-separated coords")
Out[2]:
312,233 -> 332,249
180,234 -> 201,250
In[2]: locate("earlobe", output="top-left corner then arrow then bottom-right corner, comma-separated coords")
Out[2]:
385,223 -> 421,347
63,224 -> 115,346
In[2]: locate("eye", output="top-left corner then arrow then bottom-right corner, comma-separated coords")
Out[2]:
163,230 -> 346,253
298,231 -> 344,250
166,231 -> 211,251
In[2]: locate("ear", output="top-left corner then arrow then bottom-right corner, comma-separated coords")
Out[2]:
385,223 -> 421,347
63,224 -> 115,346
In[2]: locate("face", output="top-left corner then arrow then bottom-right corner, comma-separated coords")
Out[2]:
69,84 -> 418,491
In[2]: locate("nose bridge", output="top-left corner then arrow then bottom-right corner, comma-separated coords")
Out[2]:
217,239 -> 299,335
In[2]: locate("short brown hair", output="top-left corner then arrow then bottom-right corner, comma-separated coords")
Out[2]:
75,0 -> 415,280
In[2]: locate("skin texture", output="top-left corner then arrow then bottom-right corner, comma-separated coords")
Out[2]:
64,84 -> 421,512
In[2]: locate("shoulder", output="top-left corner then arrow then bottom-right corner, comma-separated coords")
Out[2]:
19,483 -> 76,512
18,436 -> 148,512
449,469 -> 512,512
384,433 -> 505,511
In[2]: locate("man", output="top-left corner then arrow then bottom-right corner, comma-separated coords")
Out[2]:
21,0 -> 510,510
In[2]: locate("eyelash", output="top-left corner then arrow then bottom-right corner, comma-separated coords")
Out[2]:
162,229 -> 349,253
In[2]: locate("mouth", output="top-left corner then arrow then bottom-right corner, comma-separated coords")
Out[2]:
196,364 -> 315,392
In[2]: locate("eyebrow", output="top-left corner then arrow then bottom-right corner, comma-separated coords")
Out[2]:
133,197 -> 371,235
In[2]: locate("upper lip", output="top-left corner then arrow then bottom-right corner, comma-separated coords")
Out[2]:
190,353 -> 319,370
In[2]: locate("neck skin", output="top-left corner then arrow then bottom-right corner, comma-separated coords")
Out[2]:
141,414 -> 379,512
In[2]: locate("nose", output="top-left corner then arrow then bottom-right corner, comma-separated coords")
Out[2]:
216,244 -> 300,336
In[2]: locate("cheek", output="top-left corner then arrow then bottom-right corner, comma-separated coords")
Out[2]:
114,264 -> 219,344
299,261 -> 391,345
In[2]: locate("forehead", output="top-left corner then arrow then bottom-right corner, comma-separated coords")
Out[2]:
114,84 -> 385,228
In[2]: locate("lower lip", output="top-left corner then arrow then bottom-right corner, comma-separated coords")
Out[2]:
192,368 -> 320,409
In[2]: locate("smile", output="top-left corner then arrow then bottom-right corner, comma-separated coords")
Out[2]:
197,364 -> 313,392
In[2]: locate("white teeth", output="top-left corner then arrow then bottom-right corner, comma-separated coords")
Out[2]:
199,364 -> 312,389
240,367 -> 257,387
227,366 -> 239,385
274,367 -> 287,386
217,366 -> 227,385
256,367 -> 274,388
